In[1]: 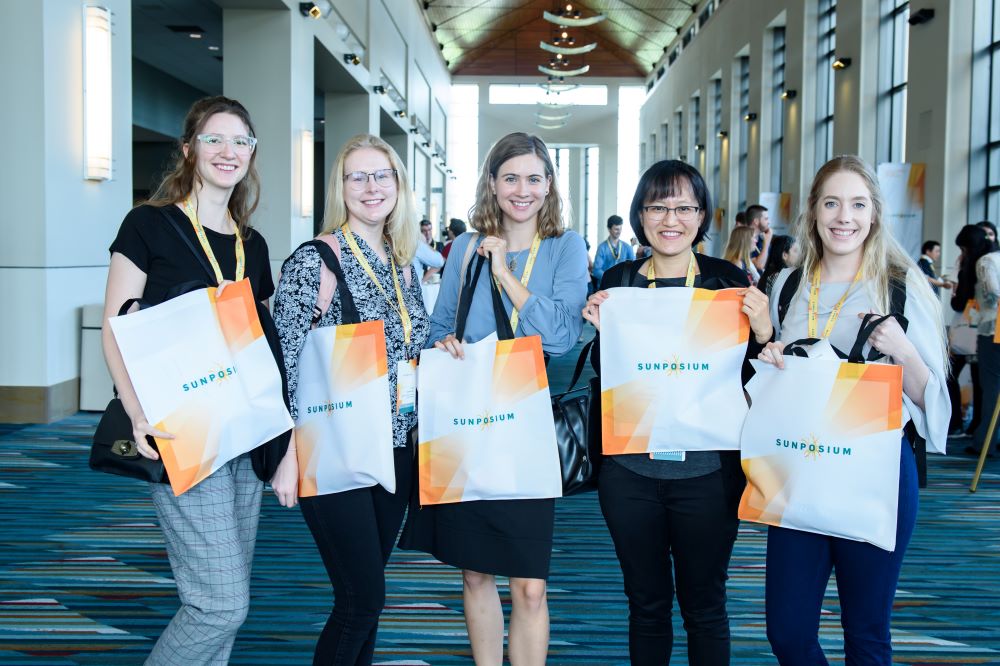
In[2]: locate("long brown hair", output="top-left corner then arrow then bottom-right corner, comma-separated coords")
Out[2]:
320,134 -> 418,265
145,96 -> 261,236
470,132 -> 565,239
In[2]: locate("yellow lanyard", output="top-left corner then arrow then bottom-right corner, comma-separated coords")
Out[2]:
182,198 -> 245,284
341,224 -> 412,345
646,252 -> 697,288
807,265 -> 862,339
494,233 -> 542,332
608,239 -> 620,261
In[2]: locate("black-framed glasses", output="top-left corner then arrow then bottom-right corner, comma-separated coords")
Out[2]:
196,133 -> 257,155
344,169 -> 398,190
642,205 -> 702,222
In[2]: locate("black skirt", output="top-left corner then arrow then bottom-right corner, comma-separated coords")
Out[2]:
400,497 -> 555,580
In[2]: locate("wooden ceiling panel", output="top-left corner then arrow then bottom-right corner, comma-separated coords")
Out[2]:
423,0 -> 692,77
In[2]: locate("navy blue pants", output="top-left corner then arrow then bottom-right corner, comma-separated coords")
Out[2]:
764,438 -> 918,665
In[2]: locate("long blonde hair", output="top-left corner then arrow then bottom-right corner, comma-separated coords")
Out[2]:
469,132 -> 565,239
795,155 -> 946,358
145,96 -> 261,236
321,134 -> 418,265
723,226 -> 756,268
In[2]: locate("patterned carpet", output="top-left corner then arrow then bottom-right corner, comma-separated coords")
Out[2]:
2,347 -> 1000,664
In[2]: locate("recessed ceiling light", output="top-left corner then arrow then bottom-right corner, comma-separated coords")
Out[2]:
208,45 -> 220,51
189,32 -> 202,39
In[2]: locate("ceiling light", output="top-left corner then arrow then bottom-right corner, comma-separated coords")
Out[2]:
781,89 -> 797,100
188,32 -> 202,39
395,110 -> 407,118
717,130 -> 728,139
373,85 -> 386,94
544,10 -> 605,26
540,40 -> 596,55
343,53 -> 360,65
744,112 -> 757,121
832,56 -> 851,70
538,64 -> 589,77
208,45 -> 220,52
299,1 -> 332,19
695,144 -> 705,151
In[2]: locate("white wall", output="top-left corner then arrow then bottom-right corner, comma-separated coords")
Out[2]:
0,0 -> 132,402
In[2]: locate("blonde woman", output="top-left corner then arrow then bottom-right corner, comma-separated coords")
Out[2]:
272,134 -> 430,665
758,156 -> 949,665
723,225 -> 760,285
401,132 -> 589,665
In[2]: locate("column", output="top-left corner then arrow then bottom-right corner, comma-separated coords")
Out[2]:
222,7 -> 314,273
0,0 -> 133,422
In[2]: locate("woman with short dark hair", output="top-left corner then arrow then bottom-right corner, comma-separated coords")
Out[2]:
582,159 -> 773,665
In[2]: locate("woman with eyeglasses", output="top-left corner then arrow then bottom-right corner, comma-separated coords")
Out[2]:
102,96 -> 290,664
400,132 -> 589,665
582,160 -> 772,666
272,134 -> 430,665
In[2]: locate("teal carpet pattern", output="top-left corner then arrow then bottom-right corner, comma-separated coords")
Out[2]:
2,348 -> 1000,663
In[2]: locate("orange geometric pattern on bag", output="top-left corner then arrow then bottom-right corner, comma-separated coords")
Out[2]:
329,320 -> 388,392
210,279 -> 263,353
684,288 -> 749,353
824,363 -> 903,438
601,380 -> 656,455
491,336 -> 548,405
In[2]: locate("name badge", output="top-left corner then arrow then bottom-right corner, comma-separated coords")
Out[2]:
650,451 -> 686,461
397,359 -> 416,414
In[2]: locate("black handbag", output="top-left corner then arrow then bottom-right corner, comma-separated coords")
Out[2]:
458,252 -> 601,496
89,297 -> 168,483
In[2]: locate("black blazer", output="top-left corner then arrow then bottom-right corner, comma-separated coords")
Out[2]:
589,253 -> 765,375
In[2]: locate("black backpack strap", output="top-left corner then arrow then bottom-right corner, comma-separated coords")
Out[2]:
299,239 -> 361,325
777,267 -> 803,327
566,338 -> 596,392
889,275 -> 908,329
158,206 -> 218,286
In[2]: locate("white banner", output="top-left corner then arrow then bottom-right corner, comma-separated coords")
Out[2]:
877,162 -> 925,260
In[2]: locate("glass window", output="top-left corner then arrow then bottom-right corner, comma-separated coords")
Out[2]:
877,0 -> 909,164
738,55 -> 750,213
712,78 -> 723,213
585,146 -> 600,248
446,84 -> 478,224
619,86 -> 645,226
676,110 -> 684,161
771,27 -> 785,193
970,0 -> 1000,224
662,122 -> 670,159
816,0 -> 837,171
691,94 -> 702,163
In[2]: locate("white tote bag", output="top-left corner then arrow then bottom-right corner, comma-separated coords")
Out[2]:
599,287 -> 750,454
109,279 -> 293,495
739,357 -> 903,551
293,319 -> 396,497
416,333 -> 562,505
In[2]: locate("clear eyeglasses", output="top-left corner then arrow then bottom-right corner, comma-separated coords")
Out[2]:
642,205 -> 702,222
195,133 -> 257,156
343,169 -> 398,190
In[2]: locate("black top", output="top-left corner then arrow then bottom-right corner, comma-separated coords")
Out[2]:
108,203 -> 288,484
109,204 -> 274,304
590,254 -> 758,481
917,256 -> 940,296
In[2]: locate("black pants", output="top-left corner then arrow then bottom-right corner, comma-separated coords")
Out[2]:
947,353 -> 981,433
598,459 -> 740,666
299,445 -> 412,666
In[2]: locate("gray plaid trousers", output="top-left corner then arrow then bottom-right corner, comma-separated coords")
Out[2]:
146,453 -> 263,665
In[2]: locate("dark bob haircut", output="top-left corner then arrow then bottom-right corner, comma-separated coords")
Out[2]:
629,159 -> 713,247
